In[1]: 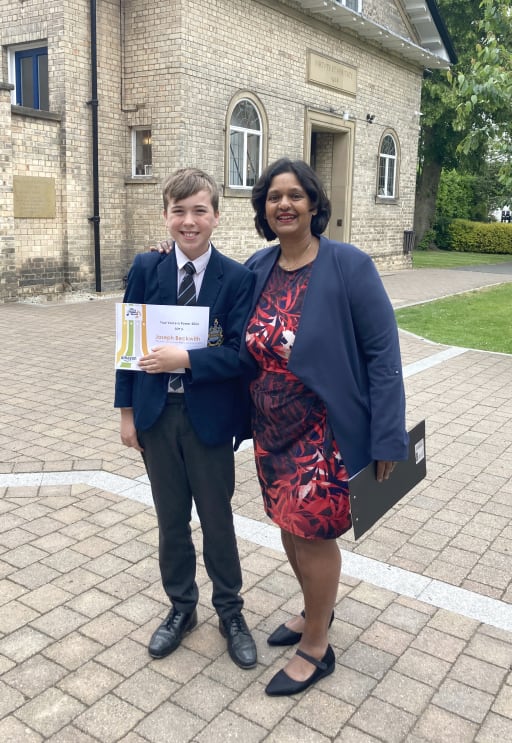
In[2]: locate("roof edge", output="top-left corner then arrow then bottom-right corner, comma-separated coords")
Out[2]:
424,0 -> 458,64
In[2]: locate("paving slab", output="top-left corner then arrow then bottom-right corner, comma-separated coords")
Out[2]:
0,266 -> 511,741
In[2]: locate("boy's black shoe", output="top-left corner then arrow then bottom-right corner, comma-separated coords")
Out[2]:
219,613 -> 257,669
148,607 -> 198,658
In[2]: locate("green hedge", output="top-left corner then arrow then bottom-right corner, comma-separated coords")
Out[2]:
447,219 -> 512,254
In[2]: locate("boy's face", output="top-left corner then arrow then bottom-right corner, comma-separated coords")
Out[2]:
163,189 -> 219,259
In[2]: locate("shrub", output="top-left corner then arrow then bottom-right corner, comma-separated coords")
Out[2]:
432,168 -> 509,249
437,171 -> 475,221
447,219 -> 512,254
416,229 -> 436,251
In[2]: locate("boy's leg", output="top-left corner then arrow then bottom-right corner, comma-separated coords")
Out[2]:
139,398 -> 198,613
180,423 -> 243,620
180,410 -> 257,669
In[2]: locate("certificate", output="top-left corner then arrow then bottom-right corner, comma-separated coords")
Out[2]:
115,302 -> 209,371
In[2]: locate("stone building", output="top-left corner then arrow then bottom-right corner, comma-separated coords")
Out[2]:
0,0 -> 455,302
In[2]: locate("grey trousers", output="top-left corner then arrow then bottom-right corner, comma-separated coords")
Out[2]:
138,395 -> 243,620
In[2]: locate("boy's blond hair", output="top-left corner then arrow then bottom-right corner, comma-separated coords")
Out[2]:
162,168 -> 219,212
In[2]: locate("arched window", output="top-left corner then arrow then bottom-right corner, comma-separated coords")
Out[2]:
226,95 -> 266,191
378,134 -> 398,199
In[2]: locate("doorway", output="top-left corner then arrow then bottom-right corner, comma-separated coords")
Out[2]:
304,109 -> 354,243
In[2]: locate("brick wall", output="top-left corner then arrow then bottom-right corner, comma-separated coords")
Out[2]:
0,83 -> 16,302
12,112 -> 66,297
0,0 -> 426,300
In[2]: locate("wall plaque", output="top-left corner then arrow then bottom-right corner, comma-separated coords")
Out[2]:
307,51 -> 357,96
13,176 -> 56,218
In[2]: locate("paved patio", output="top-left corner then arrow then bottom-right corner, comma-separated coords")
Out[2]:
0,265 -> 511,742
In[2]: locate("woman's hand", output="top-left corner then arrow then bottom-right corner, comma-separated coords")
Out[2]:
376,460 -> 396,482
138,346 -> 190,374
149,240 -> 173,253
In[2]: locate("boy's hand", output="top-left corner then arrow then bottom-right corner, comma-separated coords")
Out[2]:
120,408 -> 143,452
138,346 -> 190,373
149,240 -> 173,253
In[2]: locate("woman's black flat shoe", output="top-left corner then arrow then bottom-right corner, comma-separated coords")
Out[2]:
265,645 -> 335,696
266,614 -> 303,646
267,610 -> 334,647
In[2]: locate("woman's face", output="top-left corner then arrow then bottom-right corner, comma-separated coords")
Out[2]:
264,172 -> 316,240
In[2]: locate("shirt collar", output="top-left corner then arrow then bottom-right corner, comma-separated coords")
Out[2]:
174,242 -> 212,274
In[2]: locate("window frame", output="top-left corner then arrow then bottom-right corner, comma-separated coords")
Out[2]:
8,42 -> 49,111
131,127 -> 153,178
335,0 -> 362,12
376,131 -> 400,203
224,92 -> 267,197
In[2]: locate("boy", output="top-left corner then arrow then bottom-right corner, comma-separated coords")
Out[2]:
114,168 -> 256,669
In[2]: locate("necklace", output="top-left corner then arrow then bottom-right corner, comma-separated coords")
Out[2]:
279,241 -> 313,271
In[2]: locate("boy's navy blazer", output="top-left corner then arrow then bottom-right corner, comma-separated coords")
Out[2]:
115,245 -> 255,447
240,236 -> 408,476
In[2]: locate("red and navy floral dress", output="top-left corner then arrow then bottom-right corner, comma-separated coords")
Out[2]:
246,261 -> 351,540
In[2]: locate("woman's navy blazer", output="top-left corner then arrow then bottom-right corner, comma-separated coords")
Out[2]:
240,236 -> 409,476
114,246 -> 255,447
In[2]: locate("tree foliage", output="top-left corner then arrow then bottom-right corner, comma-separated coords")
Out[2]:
414,0 -> 485,245
418,0 -> 485,173
451,0 -> 512,190
415,0 -> 512,246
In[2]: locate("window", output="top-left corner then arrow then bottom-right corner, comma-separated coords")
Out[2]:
224,92 -> 267,195
132,128 -> 152,176
229,99 -> 262,189
12,45 -> 49,110
335,0 -> 361,11
378,134 -> 398,199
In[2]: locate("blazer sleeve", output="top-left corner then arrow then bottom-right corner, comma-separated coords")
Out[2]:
186,266 -> 255,383
347,254 -> 408,461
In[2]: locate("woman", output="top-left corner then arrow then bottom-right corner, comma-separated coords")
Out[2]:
240,158 -> 408,696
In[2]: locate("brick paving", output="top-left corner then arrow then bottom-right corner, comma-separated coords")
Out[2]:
0,265 -> 511,742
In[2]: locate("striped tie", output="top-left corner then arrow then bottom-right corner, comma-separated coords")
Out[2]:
177,261 -> 196,306
169,262 -> 196,391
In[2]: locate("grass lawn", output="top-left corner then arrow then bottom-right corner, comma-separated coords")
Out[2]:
395,283 -> 512,354
412,249 -> 512,269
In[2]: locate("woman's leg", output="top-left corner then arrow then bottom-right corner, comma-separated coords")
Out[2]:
281,529 -> 302,586
282,534 -> 341,681
279,529 -> 307,632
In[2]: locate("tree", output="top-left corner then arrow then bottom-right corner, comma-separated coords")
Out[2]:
452,0 -> 512,191
414,0 -> 486,247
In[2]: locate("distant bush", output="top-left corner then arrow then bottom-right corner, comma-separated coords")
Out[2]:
431,168 -> 509,249
447,219 -> 512,254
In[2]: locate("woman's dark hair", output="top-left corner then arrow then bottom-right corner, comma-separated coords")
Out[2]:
251,158 -> 332,241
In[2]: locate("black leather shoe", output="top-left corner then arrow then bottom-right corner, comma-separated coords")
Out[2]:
267,610 -> 334,646
265,645 -> 335,696
219,613 -> 257,669
148,608 -> 198,659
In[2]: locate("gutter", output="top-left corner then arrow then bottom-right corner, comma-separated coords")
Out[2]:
425,0 -> 458,65
87,0 -> 101,292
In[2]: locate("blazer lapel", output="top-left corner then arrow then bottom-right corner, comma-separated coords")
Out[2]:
249,245 -> 280,313
239,245 -> 280,369
290,236 -> 330,356
157,249 -> 179,304
197,245 -> 223,308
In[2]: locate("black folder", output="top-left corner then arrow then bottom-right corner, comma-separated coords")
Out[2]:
348,420 -> 426,540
